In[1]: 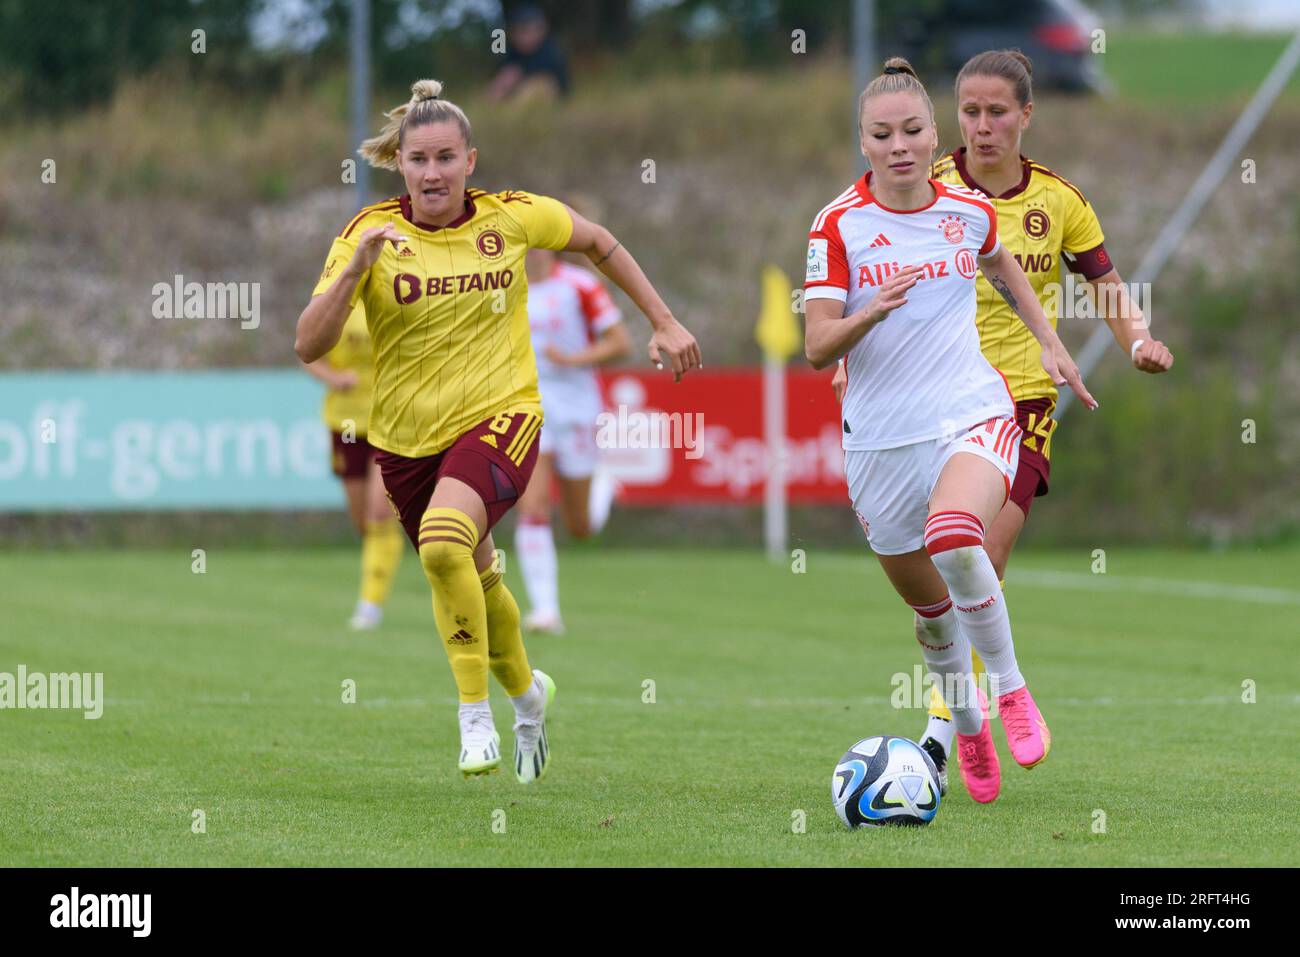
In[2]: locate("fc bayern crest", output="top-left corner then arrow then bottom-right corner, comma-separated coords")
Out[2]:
938,214 -> 967,244
476,228 -> 505,259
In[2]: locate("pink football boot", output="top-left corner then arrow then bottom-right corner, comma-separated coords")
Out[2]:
955,689 -> 1001,804
998,685 -> 1052,768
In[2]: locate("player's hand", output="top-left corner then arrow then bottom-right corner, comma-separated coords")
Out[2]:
1041,341 -> 1098,410
863,265 -> 922,325
333,370 -> 359,391
348,223 -> 408,276
544,344 -> 575,367
831,360 -> 847,403
1133,338 -> 1174,374
648,316 -> 702,382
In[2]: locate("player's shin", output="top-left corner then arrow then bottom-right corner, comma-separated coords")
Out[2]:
923,510 -> 1024,698
910,597 -> 981,740
479,564 -> 536,700
515,515 -> 560,621
359,517 -> 403,607
418,508 -> 491,703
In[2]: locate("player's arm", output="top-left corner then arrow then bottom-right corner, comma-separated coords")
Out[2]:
545,322 -> 633,368
301,356 -> 358,391
979,244 -> 1097,409
294,223 -> 406,363
804,267 -> 921,370
561,207 -> 701,381
1084,268 -> 1174,374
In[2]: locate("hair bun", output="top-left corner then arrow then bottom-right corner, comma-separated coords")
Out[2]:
410,79 -> 444,103
882,56 -> 918,79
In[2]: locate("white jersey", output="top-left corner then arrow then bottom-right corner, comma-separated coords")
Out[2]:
528,261 -> 622,426
805,173 -> 1014,451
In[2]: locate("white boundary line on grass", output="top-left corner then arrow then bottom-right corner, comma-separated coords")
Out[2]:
1008,568 -> 1300,606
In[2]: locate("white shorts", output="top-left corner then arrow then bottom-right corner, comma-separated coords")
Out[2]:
539,419 -> 599,479
845,415 -> 1023,555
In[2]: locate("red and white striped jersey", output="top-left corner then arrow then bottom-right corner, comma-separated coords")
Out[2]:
528,261 -> 622,425
805,172 -> 1013,451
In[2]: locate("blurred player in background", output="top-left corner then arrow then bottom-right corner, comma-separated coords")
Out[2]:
832,50 -> 1174,798
295,80 -> 700,783
486,4 -> 569,102
300,302 -> 404,631
515,242 -> 631,635
806,58 -> 1096,805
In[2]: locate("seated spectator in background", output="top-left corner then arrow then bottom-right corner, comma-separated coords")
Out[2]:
487,4 -> 570,102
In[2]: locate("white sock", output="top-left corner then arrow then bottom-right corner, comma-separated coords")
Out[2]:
515,519 -> 559,617
509,674 -> 544,721
910,598 -> 982,736
925,511 -> 1025,698
588,463 -> 616,534
458,699 -> 494,732
923,712 -> 957,756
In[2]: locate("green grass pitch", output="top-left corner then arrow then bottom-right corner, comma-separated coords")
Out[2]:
1,543 -> 1297,867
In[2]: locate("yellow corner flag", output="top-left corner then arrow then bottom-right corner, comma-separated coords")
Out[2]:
755,264 -> 800,362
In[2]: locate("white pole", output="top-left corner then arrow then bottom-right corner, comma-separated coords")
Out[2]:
852,0 -> 875,173
350,0 -> 371,209
1058,29 -> 1300,417
763,357 -> 787,562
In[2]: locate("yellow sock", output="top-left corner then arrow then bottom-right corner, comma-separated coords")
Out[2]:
418,507 -> 489,703
926,682 -> 953,721
479,562 -> 533,697
359,517 -> 403,606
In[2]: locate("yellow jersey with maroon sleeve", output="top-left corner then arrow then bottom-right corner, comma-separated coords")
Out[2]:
932,148 -> 1112,403
321,301 -> 374,436
312,189 -> 574,458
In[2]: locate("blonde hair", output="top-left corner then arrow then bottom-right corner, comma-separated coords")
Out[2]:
358,79 -> 472,171
857,57 -> 935,135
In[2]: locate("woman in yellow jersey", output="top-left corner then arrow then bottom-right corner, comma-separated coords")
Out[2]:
300,301 -> 404,631
294,80 -> 700,784
834,50 -> 1173,801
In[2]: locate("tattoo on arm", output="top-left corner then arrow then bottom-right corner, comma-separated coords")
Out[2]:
594,241 -> 621,267
989,274 -> 1020,315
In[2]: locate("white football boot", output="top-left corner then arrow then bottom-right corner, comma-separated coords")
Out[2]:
348,600 -> 384,631
523,609 -> 566,635
458,705 -> 501,778
513,670 -> 556,784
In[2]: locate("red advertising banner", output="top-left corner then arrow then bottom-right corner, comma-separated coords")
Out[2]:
594,368 -> 848,504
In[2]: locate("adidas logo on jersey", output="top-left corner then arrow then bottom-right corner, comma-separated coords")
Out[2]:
869,233 -> 891,247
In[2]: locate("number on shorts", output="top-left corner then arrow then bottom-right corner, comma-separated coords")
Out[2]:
488,412 -> 514,435
1023,411 -> 1057,460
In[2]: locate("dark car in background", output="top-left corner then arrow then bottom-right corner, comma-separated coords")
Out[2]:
883,0 -> 1105,93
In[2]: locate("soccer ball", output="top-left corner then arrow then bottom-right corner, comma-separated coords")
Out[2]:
831,735 -> 941,828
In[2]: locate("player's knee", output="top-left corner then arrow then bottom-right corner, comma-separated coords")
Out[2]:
418,536 -> 468,578
924,511 -> 986,579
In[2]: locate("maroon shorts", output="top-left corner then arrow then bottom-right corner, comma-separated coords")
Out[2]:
331,431 -> 375,480
374,411 -> 542,550
1008,397 -> 1057,517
